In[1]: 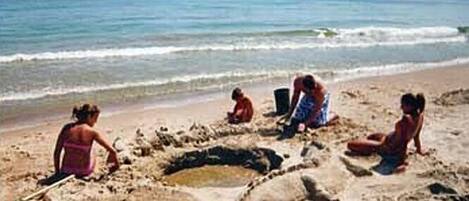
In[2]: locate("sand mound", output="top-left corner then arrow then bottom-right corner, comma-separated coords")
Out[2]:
434,88 -> 469,106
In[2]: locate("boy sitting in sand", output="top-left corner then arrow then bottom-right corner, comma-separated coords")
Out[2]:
279,75 -> 337,138
227,88 -> 254,124
53,104 -> 119,177
347,93 -> 428,173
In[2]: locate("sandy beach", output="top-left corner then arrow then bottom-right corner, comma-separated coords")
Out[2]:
1,64 -> 469,201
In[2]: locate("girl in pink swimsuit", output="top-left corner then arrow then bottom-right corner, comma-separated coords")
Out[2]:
54,104 -> 119,177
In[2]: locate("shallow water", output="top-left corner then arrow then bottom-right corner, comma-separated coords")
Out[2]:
162,165 -> 261,188
2,0 -> 469,129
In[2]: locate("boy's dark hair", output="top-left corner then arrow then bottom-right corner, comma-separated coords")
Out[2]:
231,87 -> 243,100
302,75 -> 316,90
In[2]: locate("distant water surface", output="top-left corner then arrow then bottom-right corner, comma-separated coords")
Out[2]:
1,0 -> 469,128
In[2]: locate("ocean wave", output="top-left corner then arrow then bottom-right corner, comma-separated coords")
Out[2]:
0,70 -> 295,102
329,57 -> 469,82
2,57 -> 469,102
0,26 -> 466,63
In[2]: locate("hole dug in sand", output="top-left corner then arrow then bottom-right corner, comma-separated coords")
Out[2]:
162,145 -> 283,188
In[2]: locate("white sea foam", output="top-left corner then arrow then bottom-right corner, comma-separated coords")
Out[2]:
0,70 -> 295,102
2,57 -> 469,102
0,26 -> 466,63
328,57 -> 469,83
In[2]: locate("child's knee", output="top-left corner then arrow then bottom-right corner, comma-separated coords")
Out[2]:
347,142 -> 356,151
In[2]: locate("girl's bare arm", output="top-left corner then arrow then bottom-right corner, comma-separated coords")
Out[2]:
53,125 -> 68,173
413,115 -> 427,155
93,130 -> 120,169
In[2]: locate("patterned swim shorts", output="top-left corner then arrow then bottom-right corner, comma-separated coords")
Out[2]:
292,93 -> 330,127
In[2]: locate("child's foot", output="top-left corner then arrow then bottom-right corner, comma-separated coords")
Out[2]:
394,161 -> 409,173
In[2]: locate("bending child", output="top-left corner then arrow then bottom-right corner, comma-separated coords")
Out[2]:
280,75 -> 338,138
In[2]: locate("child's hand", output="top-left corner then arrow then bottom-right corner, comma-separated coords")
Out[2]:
298,123 -> 306,132
107,153 -> 120,173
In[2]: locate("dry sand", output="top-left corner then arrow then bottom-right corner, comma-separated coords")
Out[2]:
1,64 -> 469,201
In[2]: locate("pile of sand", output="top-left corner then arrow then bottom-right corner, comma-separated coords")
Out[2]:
434,88 -> 469,106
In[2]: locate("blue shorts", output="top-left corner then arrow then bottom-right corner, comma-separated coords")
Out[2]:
293,93 -> 330,127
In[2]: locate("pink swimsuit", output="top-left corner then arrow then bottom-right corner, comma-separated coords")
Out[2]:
61,142 -> 95,176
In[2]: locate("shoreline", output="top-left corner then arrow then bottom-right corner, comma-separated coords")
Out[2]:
2,58 -> 469,134
0,77 -> 291,134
